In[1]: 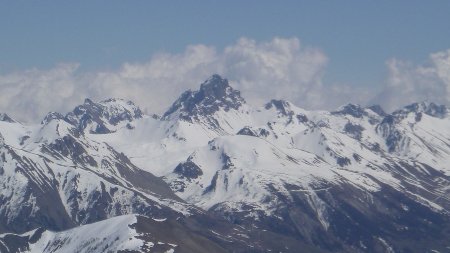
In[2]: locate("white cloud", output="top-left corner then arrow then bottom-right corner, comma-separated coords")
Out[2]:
5,36 -> 433,122
221,37 -> 328,107
2,37 -> 352,122
88,37 -> 336,113
372,49 -> 450,112
88,44 -> 219,115
0,63 -> 86,121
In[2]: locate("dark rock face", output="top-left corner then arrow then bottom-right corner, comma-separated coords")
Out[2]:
265,99 -> 293,116
386,102 -> 449,124
296,114 -> 309,123
402,102 -> 448,118
47,135 -> 96,167
1,213 -> 332,253
375,102 -> 449,153
366,105 -> 387,117
332,104 -> 367,118
0,113 -> 16,123
343,122 -> 364,140
65,98 -> 143,133
376,113 -> 404,153
173,161 -> 203,180
265,99 -> 309,125
163,74 -> 245,121
336,156 -> 351,167
0,228 -> 45,253
237,126 -> 258,137
0,146 -> 76,234
237,126 -> 270,137
41,112 -> 65,125
0,215 -> 232,253
134,215 -> 230,253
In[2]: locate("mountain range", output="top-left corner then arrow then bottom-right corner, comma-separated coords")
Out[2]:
0,74 -> 449,253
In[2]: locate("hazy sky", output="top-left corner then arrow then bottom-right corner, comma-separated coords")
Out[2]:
1,1 -> 450,121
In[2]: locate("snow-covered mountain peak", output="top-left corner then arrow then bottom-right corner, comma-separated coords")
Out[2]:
395,101 -> 449,119
330,103 -> 387,126
65,98 -> 143,134
331,103 -> 368,118
28,117 -> 82,150
377,102 -> 448,132
162,74 -> 246,122
199,74 -> 240,99
41,112 -> 65,125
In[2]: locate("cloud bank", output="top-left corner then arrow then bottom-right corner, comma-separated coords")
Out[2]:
89,37 -> 344,114
0,64 -> 83,121
0,37 -> 449,122
373,49 -> 450,111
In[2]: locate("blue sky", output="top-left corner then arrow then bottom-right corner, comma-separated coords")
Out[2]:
1,1 -> 450,121
2,1 -> 450,85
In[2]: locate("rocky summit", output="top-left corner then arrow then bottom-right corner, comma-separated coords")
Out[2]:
1,75 -> 450,253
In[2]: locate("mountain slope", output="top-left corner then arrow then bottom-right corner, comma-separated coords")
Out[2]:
1,75 -> 450,252
0,116 -> 190,234
0,215 -> 228,253
85,75 -> 450,252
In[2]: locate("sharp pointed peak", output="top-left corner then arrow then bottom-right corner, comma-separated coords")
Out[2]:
202,74 -> 227,85
198,74 -> 239,100
65,98 -> 143,134
84,98 -> 94,104
163,75 -> 245,121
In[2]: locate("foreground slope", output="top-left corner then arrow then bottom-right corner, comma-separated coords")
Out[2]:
0,214 -> 228,253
